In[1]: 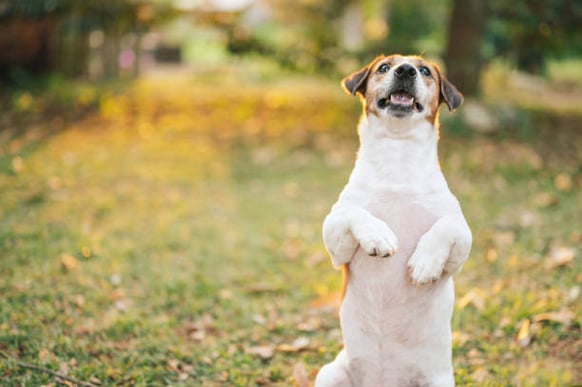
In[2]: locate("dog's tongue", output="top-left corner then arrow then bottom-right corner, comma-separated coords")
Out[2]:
390,92 -> 414,106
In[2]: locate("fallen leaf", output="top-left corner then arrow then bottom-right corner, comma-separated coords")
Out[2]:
492,231 -> 515,248
293,362 -> 310,387
452,331 -> 471,346
81,246 -> 92,258
60,254 -> 80,272
38,348 -> 51,362
554,173 -> 572,191
466,348 -> 484,366
110,274 -> 122,286
484,247 -> 498,263
516,319 -> 531,347
167,359 -> 180,372
252,314 -> 267,325
218,288 -> 233,300
218,371 -> 229,382
532,192 -> 559,208
544,246 -> 575,270
297,316 -> 322,332
532,309 -> 575,325
184,313 -> 215,341
277,337 -> 310,353
471,368 -> 491,383
456,289 -> 486,311
58,361 -> 69,376
12,156 -> 23,173
567,286 -> 580,303
108,289 -> 125,301
246,345 -> 275,360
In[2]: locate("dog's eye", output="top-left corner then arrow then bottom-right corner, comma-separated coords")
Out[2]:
419,66 -> 432,77
377,63 -> 390,73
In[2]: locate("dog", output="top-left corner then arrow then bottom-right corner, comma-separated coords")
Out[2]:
315,54 -> 472,387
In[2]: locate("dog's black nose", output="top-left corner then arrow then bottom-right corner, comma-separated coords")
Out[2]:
395,64 -> 417,79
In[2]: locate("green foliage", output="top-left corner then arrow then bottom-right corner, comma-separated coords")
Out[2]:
486,0 -> 582,73
386,0 -> 450,57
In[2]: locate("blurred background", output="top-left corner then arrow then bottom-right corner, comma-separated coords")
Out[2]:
0,0 -> 580,386
1,0 -> 581,90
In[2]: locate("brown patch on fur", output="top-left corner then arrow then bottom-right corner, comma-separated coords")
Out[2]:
340,264 -> 349,301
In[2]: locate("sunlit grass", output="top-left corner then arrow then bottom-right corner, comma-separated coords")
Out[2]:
0,72 -> 580,385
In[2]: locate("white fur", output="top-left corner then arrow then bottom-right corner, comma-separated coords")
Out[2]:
316,57 -> 472,387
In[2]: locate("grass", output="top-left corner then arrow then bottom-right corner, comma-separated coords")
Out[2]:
0,69 -> 580,386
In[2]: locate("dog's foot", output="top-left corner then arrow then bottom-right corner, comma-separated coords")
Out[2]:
407,236 -> 449,285
352,217 -> 398,258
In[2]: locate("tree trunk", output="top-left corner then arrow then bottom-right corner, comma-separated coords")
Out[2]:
103,28 -> 120,79
444,0 -> 488,96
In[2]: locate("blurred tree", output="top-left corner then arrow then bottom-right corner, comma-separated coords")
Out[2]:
0,0 -> 177,82
386,0 -> 449,57
487,0 -> 582,74
444,0 -> 488,97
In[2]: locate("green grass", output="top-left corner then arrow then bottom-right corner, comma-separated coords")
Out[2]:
0,71 -> 580,386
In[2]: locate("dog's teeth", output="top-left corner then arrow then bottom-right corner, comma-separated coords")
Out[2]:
390,93 -> 414,106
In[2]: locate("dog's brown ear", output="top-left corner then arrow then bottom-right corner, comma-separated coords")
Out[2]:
342,56 -> 384,97
342,64 -> 372,97
439,73 -> 464,112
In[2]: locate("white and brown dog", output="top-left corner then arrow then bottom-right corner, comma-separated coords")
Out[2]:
315,55 -> 472,386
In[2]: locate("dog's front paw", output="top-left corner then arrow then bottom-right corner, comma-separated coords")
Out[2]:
407,237 -> 449,285
352,217 -> 398,258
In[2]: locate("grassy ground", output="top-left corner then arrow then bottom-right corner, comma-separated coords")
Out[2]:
0,69 -> 580,386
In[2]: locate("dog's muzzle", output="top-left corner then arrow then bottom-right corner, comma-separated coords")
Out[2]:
377,64 -> 424,115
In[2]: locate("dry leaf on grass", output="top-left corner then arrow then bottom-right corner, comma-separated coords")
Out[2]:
532,309 -> 575,326
532,192 -> 559,208
554,173 -> 573,191
277,337 -> 310,353
293,362 -> 310,387
544,246 -> 575,271
60,254 -> 80,272
246,345 -> 275,360
184,313 -> 215,341
452,331 -> 471,346
457,288 -> 486,311
167,359 -> 191,381
516,319 -> 531,347
297,317 -> 322,332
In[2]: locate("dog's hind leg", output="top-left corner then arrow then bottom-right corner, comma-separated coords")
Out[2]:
314,349 -> 352,387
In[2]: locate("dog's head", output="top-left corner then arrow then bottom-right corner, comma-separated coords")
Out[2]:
342,55 -> 463,123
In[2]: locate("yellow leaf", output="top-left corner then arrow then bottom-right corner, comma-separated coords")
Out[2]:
11,156 -> 23,173
484,247 -> 498,263
554,173 -> 573,191
457,288 -> 485,311
516,319 -> 531,347
60,254 -> 80,272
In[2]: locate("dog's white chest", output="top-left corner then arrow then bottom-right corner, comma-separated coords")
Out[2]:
349,192 -> 437,289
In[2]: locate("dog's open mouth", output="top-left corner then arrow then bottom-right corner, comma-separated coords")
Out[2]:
377,91 -> 423,114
